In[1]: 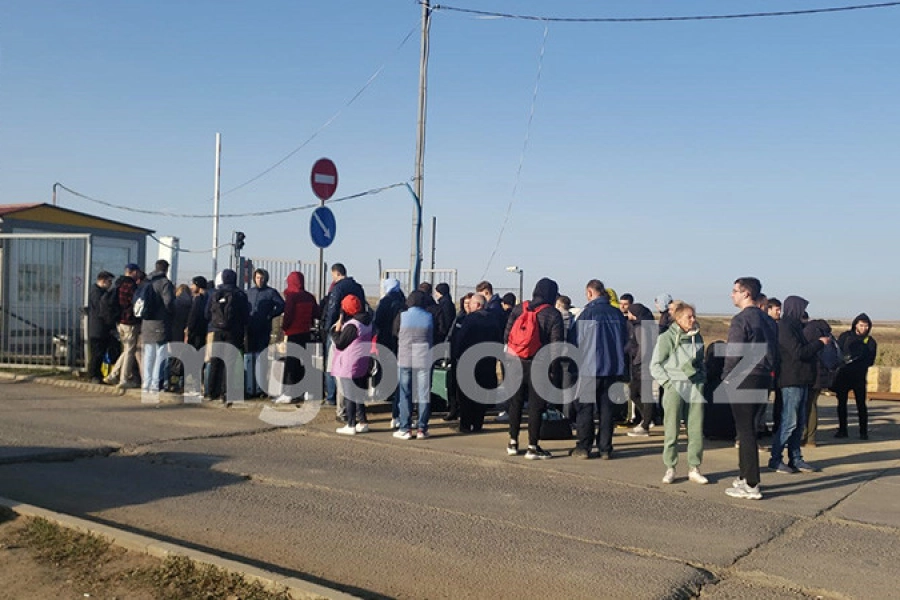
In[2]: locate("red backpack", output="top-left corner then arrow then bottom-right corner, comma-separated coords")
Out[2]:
507,301 -> 549,359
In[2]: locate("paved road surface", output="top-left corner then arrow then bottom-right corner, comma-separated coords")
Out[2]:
1,378 -> 898,599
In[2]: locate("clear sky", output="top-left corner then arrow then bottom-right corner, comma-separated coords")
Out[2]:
2,1 -> 898,320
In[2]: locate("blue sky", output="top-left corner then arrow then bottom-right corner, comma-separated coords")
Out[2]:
2,1 -> 899,320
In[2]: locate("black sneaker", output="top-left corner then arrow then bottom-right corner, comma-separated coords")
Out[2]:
570,447 -> 590,460
834,430 -> 848,439
525,446 -> 551,460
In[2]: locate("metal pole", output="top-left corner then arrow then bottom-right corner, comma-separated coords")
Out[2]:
519,270 -> 524,305
212,132 -> 222,279
52,182 -> 59,206
411,0 -> 431,286
430,216 -> 436,270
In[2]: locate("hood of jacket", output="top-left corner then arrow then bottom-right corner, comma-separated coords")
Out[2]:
782,295 -> 809,321
531,277 -> 559,308
628,303 -> 654,321
220,269 -> 237,286
851,312 -> 872,332
286,271 -> 305,293
381,277 -> 401,296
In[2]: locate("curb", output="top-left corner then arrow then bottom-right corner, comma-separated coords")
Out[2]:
0,496 -> 357,600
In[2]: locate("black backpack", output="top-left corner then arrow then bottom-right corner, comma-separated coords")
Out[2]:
132,281 -> 159,320
210,288 -> 236,330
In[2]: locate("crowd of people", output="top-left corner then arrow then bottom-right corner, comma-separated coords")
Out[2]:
87,264 -> 878,501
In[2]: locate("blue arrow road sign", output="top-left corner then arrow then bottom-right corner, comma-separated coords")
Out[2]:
310,206 -> 336,248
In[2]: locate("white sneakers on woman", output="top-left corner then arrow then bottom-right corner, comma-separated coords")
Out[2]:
662,467 -> 708,485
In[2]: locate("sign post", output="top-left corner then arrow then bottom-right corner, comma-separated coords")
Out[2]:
310,158 -> 338,301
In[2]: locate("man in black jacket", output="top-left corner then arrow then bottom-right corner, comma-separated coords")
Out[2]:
87,271 -> 117,383
722,277 -> 779,501
205,269 -> 251,403
452,293 -> 503,433
833,313 -> 878,439
769,296 -> 828,474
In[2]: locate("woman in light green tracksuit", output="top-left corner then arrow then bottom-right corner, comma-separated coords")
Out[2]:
650,301 -> 708,485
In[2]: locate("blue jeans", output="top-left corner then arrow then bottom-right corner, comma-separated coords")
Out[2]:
771,386 -> 808,465
142,342 -> 168,392
398,367 -> 431,433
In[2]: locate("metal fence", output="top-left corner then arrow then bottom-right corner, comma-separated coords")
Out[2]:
244,257 -> 318,297
0,234 -> 91,369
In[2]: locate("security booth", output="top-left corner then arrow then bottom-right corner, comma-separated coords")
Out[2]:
0,203 -> 153,370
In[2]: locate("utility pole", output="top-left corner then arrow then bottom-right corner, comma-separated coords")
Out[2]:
211,133 -> 222,279
411,0 -> 431,288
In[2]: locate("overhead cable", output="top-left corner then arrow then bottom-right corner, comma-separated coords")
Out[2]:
481,24 -> 548,278
54,182 -> 407,219
220,23 -> 418,197
427,1 -> 900,22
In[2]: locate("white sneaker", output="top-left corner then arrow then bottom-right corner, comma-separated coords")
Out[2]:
393,430 -> 412,440
725,481 -> 763,500
273,394 -> 293,404
336,425 -> 357,436
662,468 -> 675,484
390,418 -> 400,429
495,411 -> 510,423
355,422 -> 369,433
732,477 -> 746,488
688,468 -> 708,485
627,426 -> 649,437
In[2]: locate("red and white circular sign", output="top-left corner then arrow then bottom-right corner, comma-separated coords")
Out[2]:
310,158 -> 338,201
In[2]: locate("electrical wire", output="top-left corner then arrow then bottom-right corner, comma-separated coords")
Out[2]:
427,1 -> 900,22
54,181 -> 407,218
480,24 -> 548,279
219,23 -> 419,197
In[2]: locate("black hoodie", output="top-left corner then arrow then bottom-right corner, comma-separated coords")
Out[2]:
837,313 -> 877,377
777,295 -> 824,388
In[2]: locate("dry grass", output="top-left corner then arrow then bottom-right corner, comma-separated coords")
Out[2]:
8,516 -> 293,600
696,316 -> 900,367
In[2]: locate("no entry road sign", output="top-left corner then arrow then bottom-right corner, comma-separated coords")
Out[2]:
310,158 -> 338,201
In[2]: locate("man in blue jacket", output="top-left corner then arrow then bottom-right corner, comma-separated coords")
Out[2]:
246,268 -> 285,398
570,279 -> 628,460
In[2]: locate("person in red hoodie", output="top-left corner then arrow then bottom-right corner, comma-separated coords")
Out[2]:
274,271 -> 320,404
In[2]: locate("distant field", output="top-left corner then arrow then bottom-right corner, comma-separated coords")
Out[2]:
697,316 -> 900,367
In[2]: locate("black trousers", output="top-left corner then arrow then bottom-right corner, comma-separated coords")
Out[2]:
88,334 -> 114,380
283,333 -> 311,392
834,376 -> 868,436
731,400 -> 764,488
508,359 -> 548,447
575,376 -> 618,454
207,331 -> 243,400
630,367 -> 655,430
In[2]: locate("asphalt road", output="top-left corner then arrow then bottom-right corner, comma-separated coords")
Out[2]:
1,378 -> 898,599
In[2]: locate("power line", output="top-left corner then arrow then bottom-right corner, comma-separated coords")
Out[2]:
219,23 -> 418,197
481,24 -> 548,279
427,1 -> 900,22
54,181 -> 407,218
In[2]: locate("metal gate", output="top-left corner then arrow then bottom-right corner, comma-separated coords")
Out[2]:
244,257 -> 319,298
380,268 -> 458,301
0,234 -> 91,369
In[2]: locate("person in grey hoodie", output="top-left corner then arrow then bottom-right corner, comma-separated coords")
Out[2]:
392,291 -> 434,440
